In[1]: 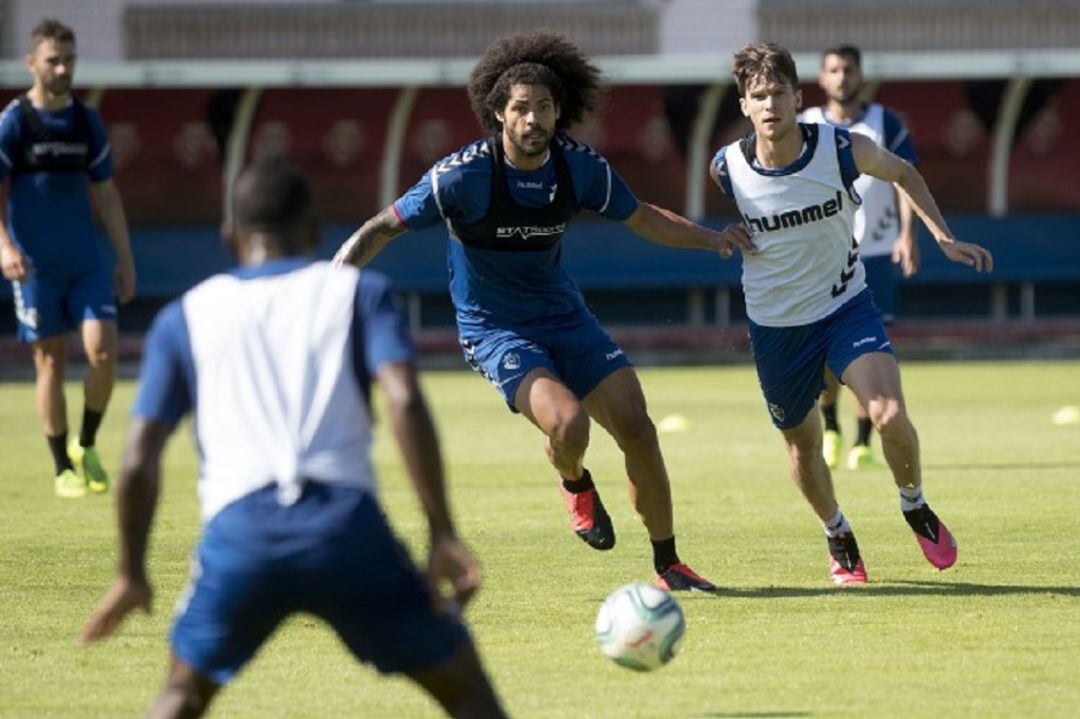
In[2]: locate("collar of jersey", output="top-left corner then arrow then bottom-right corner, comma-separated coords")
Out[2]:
744,123 -> 818,177
821,103 -> 868,127
28,97 -> 75,113
228,256 -> 312,281
503,150 -> 551,173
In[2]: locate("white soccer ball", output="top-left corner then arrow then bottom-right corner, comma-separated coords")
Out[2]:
595,582 -> 685,671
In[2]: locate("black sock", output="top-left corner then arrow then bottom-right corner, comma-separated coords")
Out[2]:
821,403 -> 839,432
80,408 -> 104,448
46,432 -> 74,474
652,536 -> 680,573
560,469 -> 594,494
855,418 -> 873,447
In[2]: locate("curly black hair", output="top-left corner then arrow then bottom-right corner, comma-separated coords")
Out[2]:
468,31 -> 602,135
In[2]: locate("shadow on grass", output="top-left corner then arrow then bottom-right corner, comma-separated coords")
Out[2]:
698,579 -> 1080,599
700,712 -> 812,718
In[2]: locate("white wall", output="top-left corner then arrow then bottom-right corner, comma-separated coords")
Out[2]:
8,0 -> 332,59
659,0 -> 757,56
10,0 -> 762,60
12,0 -> 125,59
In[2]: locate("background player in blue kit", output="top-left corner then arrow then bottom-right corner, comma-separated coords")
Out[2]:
711,44 -> 992,585
334,32 -> 754,591
801,45 -> 921,472
80,159 -> 507,718
0,19 -> 136,498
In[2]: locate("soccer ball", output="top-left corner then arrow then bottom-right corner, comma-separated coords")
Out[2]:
595,582 -> 685,671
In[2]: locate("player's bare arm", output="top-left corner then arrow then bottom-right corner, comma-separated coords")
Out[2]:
852,133 -> 993,272
0,183 -> 33,281
377,360 -> 481,608
90,178 -> 136,303
332,206 -> 408,268
892,192 -> 920,277
622,202 -> 756,259
81,418 -> 172,644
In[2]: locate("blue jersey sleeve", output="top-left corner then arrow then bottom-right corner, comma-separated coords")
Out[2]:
84,107 -> 114,182
0,103 -> 18,182
709,146 -> 733,197
883,108 -> 917,165
352,271 -> 415,381
132,301 -> 195,426
395,141 -> 493,229
562,139 -> 639,221
394,172 -> 443,230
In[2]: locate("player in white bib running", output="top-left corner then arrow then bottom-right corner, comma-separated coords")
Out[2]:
710,43 -> 992,585
801,44 -> 920,472
81,159 -> 507,718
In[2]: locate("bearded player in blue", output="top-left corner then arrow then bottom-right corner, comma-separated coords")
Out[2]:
334,32 -> 755,591
0,19 -> 136,498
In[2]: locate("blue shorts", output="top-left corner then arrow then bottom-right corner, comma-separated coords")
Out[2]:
11,267 -> 117,343
748,288 -> 894,429
171,483 -> 468,684
862,255 -> 899,323
460,311 -> 632,412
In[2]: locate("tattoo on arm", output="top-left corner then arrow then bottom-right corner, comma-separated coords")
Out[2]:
335,206 -> 407,267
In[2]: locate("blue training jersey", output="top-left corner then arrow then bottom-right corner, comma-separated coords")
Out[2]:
0,98 -> 113,276
394,134 -> 639,335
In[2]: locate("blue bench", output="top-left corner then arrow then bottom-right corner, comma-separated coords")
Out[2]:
1,214 -> 1076,325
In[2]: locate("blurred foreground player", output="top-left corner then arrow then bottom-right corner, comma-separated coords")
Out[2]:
335,32 -> 755,591
801,44 -> 920,471
0,18 -> 135,497
711,44 -> 992,584
82,159 -> 507,719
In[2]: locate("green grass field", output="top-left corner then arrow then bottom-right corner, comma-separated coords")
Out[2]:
2,360 -> 1078,718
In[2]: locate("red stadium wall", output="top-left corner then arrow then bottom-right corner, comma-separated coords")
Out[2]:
1009,79 -> 1080,212
247,88 -> 397,222
2,81 -> 1077,225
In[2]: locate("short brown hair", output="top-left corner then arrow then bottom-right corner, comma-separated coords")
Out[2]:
822,45 -> 862,69
732,43 -> 798,96
30,18 -> 76,52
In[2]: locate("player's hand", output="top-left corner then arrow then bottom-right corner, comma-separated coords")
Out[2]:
1,243 -> 32,282
426,534 -> 482,614
892,234 -> 920,278
713,223 -> 757,259
332,239 -> 359,268
80,575 -> 153,645
938,238 -> 993,273
114,259 -> 137,304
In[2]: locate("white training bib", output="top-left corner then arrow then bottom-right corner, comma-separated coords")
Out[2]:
183,262 -> 376,522
801,104 -> 898,258
722,123 -> 865,327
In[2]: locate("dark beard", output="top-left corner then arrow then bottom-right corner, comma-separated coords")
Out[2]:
838,88 -> 861,106
47,78 -> 72,95
509,129 -> 550,157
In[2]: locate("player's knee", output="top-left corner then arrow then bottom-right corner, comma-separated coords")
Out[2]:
33,349 -> 65,377
786,435 -> 823,469
610,408 -> 657,451
549,404 -> 590,452
85,346 -> 116,371
868,397 -> 906,437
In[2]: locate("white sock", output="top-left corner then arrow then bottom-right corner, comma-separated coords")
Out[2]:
899,484 -> 926,512
821,508 -> 851,538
